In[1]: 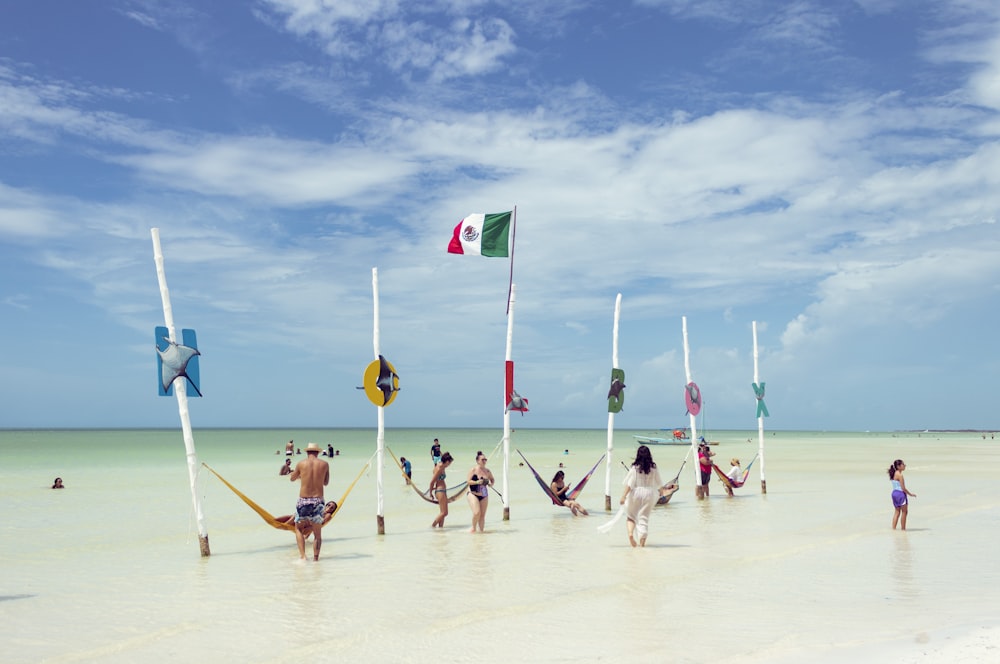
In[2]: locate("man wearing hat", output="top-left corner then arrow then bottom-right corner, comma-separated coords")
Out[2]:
290,442 -> 330,560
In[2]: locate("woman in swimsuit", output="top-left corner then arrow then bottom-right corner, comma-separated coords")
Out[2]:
466,451 -> 495,533
549,470 -> 588,516
888,459 -> 916,530
430,452 -> 454,528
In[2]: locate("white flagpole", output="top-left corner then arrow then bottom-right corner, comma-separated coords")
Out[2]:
682,316 -> 702,499
372,268 -> 386,534
501,283 -> 515,521
150,228 -> 209,556
753,321 -> 767,494
605,293 -> 622,511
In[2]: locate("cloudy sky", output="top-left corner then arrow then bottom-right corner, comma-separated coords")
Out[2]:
2,0 -> 999,431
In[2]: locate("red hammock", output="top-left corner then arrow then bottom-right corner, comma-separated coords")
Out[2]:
712,453 -> 759,490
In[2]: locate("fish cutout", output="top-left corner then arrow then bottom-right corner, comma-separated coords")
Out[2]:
684,381 -> 701,416
607,368 -> 626,413
752,382 -> 769,418
362,355 -> 400,407
506,389 -> 529,415
155,327 -> 202,397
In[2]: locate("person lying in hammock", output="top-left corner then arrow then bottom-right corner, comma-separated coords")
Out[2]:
550,470 -> 589,516
275,500 -> 338,539
657,481 -> 679,505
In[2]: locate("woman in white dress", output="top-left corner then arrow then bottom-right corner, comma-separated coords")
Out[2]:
620,445 -> 663,547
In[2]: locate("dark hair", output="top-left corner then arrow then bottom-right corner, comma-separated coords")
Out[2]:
476,450 -> 486,461
441,452 -> 453,463
551,470 -> 565,483
887,459 -> 903,479
633,445 -> 656,473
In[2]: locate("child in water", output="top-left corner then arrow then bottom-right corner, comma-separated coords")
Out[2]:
887,459 -> 917,530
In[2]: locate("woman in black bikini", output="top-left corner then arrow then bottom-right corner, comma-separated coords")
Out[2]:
430,452 -> 454,528
465,451 -> 495,533
550,470 -> 588,516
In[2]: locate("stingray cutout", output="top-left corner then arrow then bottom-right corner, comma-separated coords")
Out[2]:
157,334 -> 202,397
506,389 -> 529,415
375,354 -> 400,406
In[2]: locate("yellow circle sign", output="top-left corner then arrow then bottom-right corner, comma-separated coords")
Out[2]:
363,355 -> 400,407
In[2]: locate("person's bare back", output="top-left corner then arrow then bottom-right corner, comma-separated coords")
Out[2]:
291,446 -> 329,498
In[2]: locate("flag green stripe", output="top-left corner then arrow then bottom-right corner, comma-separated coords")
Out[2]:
479,212 -> 511,257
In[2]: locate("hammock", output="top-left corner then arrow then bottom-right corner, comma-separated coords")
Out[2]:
385,447 -> 468,504
202,461 -> 368,531
712,453 -> 759,490
517,449 -> 605,507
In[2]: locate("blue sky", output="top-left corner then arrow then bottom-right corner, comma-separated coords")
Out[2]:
2,0 -> 999,431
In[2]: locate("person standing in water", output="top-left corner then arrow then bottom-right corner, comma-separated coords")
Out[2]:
290,442 -> 330,560
620,445 -> 663,547
888,459 -> 916,530
429,452 -> 454,528
466,451 -> 495,533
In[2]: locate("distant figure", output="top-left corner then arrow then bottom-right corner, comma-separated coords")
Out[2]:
430,452 -> 454,528
888,459 -> 917,530
400,457 -> 412,484
52,477 -> 64,489
279,458 -> 292,476
620,445 -> 663,547
296,448 -> 302,455
285,440 -> 294,456
550,470 -> 588,516
327,444 -> 335,458
466,451 -> 495,533
431,438 -> 442,464
697,442 -> 715,498
564,449 -> 569,455
290,442 -> 330,560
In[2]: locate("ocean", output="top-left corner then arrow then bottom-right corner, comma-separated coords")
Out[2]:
1,428 -> 998,663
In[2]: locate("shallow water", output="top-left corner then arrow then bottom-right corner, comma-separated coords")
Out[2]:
2,428 -> 998,663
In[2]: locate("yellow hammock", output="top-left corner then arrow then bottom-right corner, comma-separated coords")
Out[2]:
202,461 -> 368,531
385,447 -> 468,504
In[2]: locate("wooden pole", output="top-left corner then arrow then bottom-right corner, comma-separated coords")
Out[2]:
501,283 -> 516,521
682,316 -> 702,499
753,321 -> 767,494
150,228 -> 209,557
605,293 -> 622,512
372,268 -> 386,534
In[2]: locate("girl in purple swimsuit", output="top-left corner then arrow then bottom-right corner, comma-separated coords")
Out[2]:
888,459 -> 916,530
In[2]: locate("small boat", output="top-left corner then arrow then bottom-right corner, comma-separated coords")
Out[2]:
632,433 -> 719,446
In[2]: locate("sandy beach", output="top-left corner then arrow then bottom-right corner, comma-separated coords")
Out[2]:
1,428 -> 998,663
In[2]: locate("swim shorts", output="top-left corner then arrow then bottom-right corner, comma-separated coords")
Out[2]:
891,490 -> 907,508
295,497 -> 326,524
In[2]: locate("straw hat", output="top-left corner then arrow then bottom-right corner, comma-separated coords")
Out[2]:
305,442 -> 321,453
731,457 -> 741,465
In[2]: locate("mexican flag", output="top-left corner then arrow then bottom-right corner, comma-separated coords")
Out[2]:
447,212 -> 512,257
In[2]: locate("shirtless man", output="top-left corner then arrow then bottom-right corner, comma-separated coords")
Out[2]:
290,442 -> 330,560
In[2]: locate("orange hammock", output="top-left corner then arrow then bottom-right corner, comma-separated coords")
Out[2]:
711,454 -> 759,491
386,447 -> 468,504
202,461 -> 368,531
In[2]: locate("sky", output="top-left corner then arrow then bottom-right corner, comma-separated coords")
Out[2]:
1,0 -> 999,432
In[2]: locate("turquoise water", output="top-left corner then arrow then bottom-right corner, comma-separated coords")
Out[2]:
2,428 -> 998,663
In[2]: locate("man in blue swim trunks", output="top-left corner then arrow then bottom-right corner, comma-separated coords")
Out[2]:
290,442 -> 330,561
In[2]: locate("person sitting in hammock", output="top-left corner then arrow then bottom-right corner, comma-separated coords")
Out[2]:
550,470 -> 589,516
726,458 -> 742,483
275,500 -> 338,539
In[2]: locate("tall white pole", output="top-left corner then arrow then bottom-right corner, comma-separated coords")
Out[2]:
604,293 -> 622,511
372,268 -> 386,534
150,228 -> 209,556
753,321 -> 767,494
682,316 -> 702,498
502,283 -> 516,521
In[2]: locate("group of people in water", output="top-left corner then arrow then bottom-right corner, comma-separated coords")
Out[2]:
277,435 -> 918,560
